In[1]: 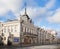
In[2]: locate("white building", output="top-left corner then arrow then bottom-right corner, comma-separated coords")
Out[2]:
0,9 -> 38,45
2,19 -> 20,45
0,8 -> 57,46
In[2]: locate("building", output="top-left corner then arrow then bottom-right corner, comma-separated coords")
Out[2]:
0,22 -> 4,45
46,30 -> 57,44
37,28 -> 57,45
0,9 -> 38,46
0,22 -> 3,36
2,19 -> 20,45
20,11 -> 38,45
57,38 -> 60,44
0,8 -> 57,46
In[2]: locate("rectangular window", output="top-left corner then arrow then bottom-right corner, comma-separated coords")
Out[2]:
4,27 -> 6,33
6,27 -> 8,33
2,30 -> 3,33
8,26 -> 10,33
23,27 -> 25,32
26,28 -> 29,33
4,37 -> 6,40
28,28 -> 31,33
11,26 -> 13,32
30,29 -> 31,33
26,27 -> 27,32
8,26 -> 11,33
15,25 -> 17,32
25,27 -> 26,33
28,28 -> 30,33
31,29 -> 32,34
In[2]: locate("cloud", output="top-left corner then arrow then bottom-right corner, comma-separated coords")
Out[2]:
47,8 -> 60,23
19,7 -> 46,18
0,0 -> 59,37
0,0 -> 56,18
0,20 -> 4,22
16,0 -> 56,26
41,25 -> 54,30
45,0 -> 56,9
0,0 -> 23,15
0,0 -> 57,24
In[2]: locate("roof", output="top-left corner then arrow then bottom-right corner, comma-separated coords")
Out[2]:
7,19 -> 18,22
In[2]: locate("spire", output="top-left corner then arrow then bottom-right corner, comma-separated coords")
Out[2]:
25,2 -> 27,15
23,2 -> 30,19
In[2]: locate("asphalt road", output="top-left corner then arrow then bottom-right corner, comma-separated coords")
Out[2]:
0,45 -> 60,49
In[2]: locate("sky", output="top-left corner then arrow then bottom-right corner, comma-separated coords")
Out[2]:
0,0 -> 60,37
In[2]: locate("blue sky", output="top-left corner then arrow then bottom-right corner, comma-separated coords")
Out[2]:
0,0 -> 60,37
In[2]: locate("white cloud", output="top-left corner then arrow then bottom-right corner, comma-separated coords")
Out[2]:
0,20 -> 4,22
45,0 -> 56,9
41,25 -> 54,30
0,0 -> 56,17
0,0 -> 23,15
19,0 -> 56,19
47,8 -> 60,23
16,7 -> 44,26
17,7 -> 46,19
0,0 -> 56,23
15,0 -> 56,26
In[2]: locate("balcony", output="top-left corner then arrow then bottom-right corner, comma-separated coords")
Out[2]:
23,32 -> 38,37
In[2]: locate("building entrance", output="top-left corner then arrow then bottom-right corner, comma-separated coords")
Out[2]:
24,36 -> 32,44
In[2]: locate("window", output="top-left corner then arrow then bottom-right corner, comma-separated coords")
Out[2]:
31,29 -> 33,33
28,28 -> 30,33
26,27 -> 27,32
30,29 -> 31,33
6,27 -> 8,33
27,28 -> 28,33
15,25 -> 17,32
11,25 -> 14,32
23,27 -> 25,32
25,27 -> 26,32
2,24 -> 3,26
4,27 -> 6,33
28,28 -> 31,33
2,30 -> 3,33
8,26 -> 10,33
9,26 -> 11,32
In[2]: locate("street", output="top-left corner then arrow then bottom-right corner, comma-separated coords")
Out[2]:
0,45 -> 60,49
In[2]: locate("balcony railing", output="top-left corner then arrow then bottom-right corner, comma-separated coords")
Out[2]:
23,32 -> 38,36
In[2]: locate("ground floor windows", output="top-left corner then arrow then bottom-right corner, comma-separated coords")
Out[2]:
23,36 -> 37,44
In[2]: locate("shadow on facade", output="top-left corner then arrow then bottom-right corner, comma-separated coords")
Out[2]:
7,40 -> 12,46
